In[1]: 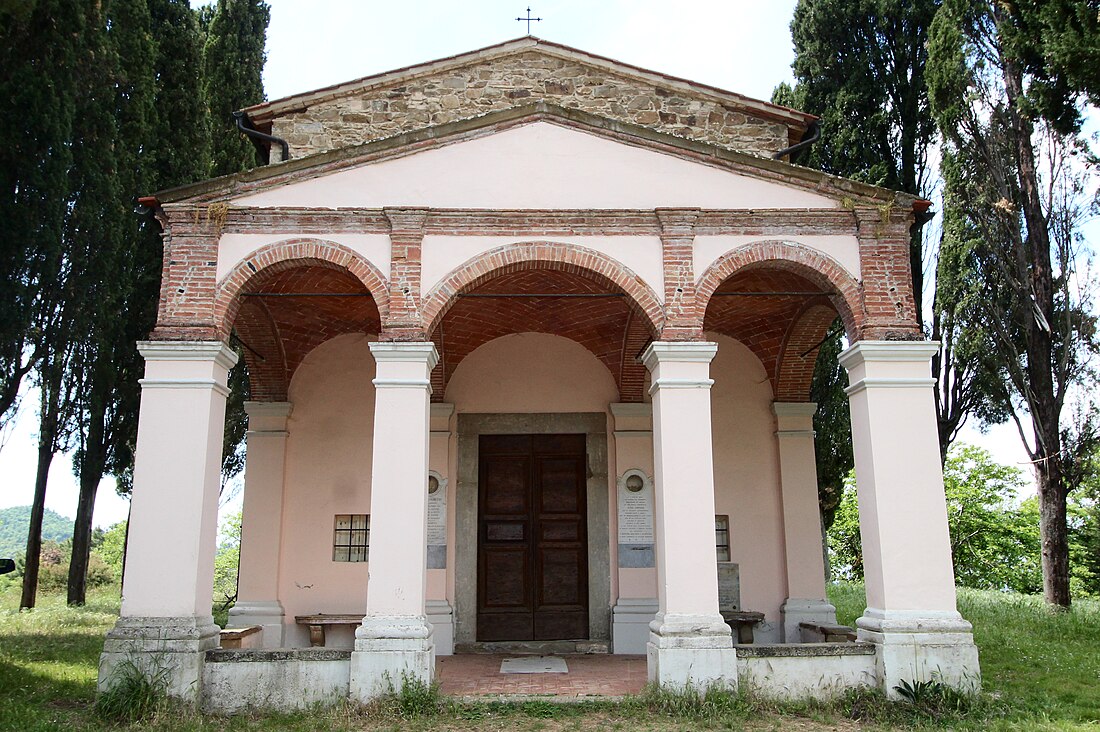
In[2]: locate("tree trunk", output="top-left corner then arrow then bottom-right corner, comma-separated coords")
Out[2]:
68,400 -> 107,606
998,14 -> 1069,607
67,471 -> 98,606
1036,457 -> 1071,606
19,440 -> 56,610
20,361 -> 63,610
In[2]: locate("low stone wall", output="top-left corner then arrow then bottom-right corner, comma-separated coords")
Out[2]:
736,643 -> 877,699
201,648 -> 351,714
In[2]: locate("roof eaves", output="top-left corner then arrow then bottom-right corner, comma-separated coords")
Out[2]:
154,102 -> 903,207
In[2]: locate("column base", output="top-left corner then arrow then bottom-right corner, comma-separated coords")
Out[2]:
857,608 -> 981,696
349,615 -> 435,702
426,600 -> 454,657
228,600 -> 286,648
613,598 -> 658,654
781,598 -> 838,642
646,612 -> 737,691
98,615 -> 220,704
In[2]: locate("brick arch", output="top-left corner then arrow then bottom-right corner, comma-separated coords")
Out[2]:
214,238 -> 389,337
774,300 -> 842,402
420,241 -> 664,337
695,240 -> 862,340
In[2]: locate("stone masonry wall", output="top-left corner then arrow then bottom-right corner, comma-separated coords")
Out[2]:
271,52 -> 790,159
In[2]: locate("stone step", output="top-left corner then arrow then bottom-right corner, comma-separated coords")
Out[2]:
454,640 -> 610,655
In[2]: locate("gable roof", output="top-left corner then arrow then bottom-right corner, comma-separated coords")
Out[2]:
242,36 -> 815,131
153,102 -> 910,209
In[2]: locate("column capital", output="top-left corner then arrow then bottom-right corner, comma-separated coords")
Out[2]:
772,402 -> 818,417
244,401 -> 292,433
838,340 -> 940,370
137,340 -> 238,369
383,206 -> 429,233
655,207 -> 701,235
368,341 -> 440,369
640,341 -> 718,370
244,401 -> 293,419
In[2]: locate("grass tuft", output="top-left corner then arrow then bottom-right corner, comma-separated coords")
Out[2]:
94,656 -> 169,723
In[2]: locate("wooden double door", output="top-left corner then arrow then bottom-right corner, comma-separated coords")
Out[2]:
476,434 -> 589,641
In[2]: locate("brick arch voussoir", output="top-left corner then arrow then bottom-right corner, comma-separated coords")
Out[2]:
695,240 -> 862,341
421,241 -> 665,338
214,238 -> 389,338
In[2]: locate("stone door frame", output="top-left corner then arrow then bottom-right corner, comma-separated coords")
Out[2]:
455,413 -> 610,645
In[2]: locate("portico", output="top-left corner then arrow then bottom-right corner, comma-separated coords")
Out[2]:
100,37 -> 979,710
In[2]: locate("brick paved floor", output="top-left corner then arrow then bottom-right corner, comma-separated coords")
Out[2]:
436,654 -> 647,698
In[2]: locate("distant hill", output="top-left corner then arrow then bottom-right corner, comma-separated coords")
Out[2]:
0,506 -> 73,558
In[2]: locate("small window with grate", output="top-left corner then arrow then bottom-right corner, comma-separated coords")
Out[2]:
715,515 -> 730,562
333,514 -> 369,562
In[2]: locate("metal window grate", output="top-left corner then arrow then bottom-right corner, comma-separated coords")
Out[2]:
715,515 -> 730,562
333,514 -> 369,562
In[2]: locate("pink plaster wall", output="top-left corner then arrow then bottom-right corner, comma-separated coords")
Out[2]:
271,330 -> 788,645
279,333 -> 376,648
233,122 -> 838,210
421,235 -> 664,302
709,334 -> 787,639
216,233 -> 391,282
444,332 -> 619,412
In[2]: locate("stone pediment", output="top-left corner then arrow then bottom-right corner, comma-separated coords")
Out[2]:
241,37 -> 815,161
153,103 -> 910,210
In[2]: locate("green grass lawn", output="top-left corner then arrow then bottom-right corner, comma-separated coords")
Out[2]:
2,581 -> 1099,730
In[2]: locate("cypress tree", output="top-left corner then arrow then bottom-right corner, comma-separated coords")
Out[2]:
202,0 -> 270,176
149,0 -> 211,187
0,0 -> 79,421
67,0 -> 156,605
2,0 -> 83,610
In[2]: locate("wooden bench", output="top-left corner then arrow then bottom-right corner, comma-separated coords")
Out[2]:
799,621 -> 857,643
219,625 -> 262,649
720,610 -> 766,644
294,614 -> 362,647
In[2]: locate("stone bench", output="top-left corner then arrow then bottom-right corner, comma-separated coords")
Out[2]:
720,610 -> 766,644
219,625 -> 263,650
798,621 -> 857,643
294,614 -> 363,647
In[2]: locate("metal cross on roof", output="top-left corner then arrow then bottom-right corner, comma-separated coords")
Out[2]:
516,6 -> 542,34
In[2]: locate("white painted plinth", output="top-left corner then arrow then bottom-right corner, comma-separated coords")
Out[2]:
780,598 -> 838,643
858,609 -> 981,696
612,598 -> 658,654
227,600 -> 286,649
426,600 -> 454,656
99,615 -> 220,703
646,612 -> 737,691
348,615 -> 435,702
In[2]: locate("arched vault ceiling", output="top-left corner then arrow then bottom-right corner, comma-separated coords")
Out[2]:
704,269 -> 840,400
231,265 -> 380,400
431,268 -> 652,402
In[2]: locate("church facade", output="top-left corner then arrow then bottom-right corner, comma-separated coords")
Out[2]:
99,38 -> 980,709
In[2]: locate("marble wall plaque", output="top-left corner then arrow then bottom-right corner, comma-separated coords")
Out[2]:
617,470 -> 654,567
427,472 -> 447,568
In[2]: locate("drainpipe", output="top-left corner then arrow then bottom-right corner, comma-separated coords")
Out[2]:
233,111 -> 290,164
772,119 -> 821,161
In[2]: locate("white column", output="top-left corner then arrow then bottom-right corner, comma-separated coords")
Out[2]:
228,401 -> 292,648
773,402 -> 837,642
99,341 -> 237,703
349,341 -> 438,701
642,342 -> 736,691
839,341 -> 980,694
